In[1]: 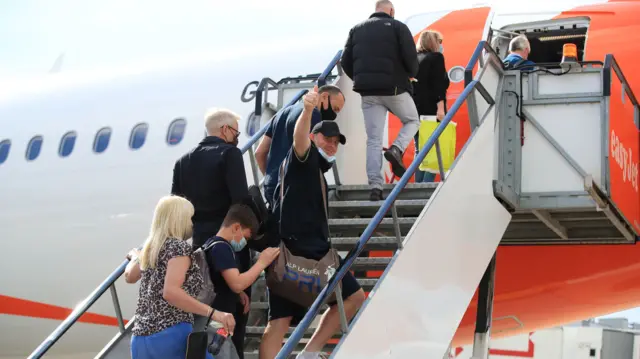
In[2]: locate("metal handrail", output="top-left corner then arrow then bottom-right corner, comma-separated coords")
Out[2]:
27,260 -> 130,359
276,41 -> 501,359
27,48 -> 345,359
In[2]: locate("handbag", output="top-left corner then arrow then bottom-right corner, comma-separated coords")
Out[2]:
185,310 -> 215,359
265,157 -> 341,308
418,115 -> 457,174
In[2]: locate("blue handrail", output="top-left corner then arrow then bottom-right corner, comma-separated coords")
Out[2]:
276,79 -> 491,358
240,49 -> 343,153
27,259 -> 130,359
276,41 -> 499,358
27,48 -> 345,359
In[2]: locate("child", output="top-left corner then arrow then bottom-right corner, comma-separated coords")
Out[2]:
204,203 -> 280,358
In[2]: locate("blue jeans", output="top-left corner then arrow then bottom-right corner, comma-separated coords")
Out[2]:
131,322 -> 214,359
413,133 -> 436,183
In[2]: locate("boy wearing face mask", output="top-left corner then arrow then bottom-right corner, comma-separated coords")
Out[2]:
254,85 -> 345,209
204,204 -> 281,358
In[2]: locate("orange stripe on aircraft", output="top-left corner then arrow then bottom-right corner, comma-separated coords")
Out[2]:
0,294 -> 127,327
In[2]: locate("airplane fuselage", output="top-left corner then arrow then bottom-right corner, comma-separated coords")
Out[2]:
1,1 -> 640,357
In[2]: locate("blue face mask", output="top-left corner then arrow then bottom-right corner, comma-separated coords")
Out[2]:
317,147 -> 336,163
230,236 -> 247,252
439,44 -> 444,53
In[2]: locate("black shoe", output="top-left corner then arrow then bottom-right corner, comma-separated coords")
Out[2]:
369,188 -> 383,201
384,145 -> 406,178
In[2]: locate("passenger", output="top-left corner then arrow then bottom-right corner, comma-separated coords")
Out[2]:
259,86 -> 366,359
204,203 -> 280,341
170,108 -> 261,359
124,195 -> 235,359
411,30 -> 450,183
255,85 -> 345,209
340,0 -> 420,201
503,35 -> 536,70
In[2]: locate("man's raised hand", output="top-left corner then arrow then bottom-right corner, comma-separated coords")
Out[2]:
303,85 -> 320,111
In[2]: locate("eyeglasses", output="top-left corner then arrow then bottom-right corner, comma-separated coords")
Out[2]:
221,125 -> 240,137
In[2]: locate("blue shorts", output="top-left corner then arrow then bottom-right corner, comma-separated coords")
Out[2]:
131,322 -> 214,359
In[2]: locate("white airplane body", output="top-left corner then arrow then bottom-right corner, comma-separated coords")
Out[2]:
4,0 -> 640,357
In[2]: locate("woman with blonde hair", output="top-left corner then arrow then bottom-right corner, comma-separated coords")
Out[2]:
412,29 -> 450,182
124,195 -> 235,359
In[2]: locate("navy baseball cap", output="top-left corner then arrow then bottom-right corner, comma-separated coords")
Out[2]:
312,120 -> 346,145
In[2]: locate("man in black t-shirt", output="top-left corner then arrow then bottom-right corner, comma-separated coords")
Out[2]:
205,204 -> 280,359
259,86 -> 366,359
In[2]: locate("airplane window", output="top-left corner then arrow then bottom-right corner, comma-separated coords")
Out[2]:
167,118 -> 187,146
94,127 -> 112,153
26,135 -> 44,161
59,131 -> 77,157
0,139 -> 10,164
129,123 -> 149,150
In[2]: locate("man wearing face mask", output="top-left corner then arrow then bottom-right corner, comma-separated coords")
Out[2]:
259,86 -> 365,359
255,84 -> 345,209
171,108 -> 263,359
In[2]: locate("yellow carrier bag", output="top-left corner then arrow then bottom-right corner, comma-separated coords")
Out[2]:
417,115 -> 457,174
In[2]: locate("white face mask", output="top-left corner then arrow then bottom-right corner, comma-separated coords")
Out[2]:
317,147 -> 336,163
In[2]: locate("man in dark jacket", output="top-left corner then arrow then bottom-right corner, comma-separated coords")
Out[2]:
341,0 -> 420,201
170,108 -> 262,359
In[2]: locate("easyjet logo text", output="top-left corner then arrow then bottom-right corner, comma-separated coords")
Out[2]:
611,129 -> 639,193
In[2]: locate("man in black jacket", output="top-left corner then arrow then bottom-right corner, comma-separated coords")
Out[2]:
171,108 -> 260,359
341,0 -> 420,201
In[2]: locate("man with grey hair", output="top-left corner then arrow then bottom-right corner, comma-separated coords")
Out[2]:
341,0 -> 420,201
503,34 -> 535,70
171,107 -> 255,358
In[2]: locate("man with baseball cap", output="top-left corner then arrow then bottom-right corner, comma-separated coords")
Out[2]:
259,86 -> 365,359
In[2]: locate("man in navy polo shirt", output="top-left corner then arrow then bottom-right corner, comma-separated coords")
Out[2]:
255,84 -> 345,208
258,86 -> 365,359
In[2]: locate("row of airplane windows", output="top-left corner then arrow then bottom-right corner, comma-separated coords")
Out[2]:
0,118 -> 187,165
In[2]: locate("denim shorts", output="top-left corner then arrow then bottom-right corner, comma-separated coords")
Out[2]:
131,322 -> 214,359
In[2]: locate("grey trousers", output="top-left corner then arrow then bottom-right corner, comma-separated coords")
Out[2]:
361,92 -> 419,190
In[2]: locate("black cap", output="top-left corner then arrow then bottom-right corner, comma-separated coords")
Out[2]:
311,120 -> 346,145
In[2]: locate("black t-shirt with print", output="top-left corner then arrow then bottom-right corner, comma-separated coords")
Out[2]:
272,143 -> 331,261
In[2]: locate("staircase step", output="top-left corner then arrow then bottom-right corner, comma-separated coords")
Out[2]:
244,350 -> 332,359
329,217 -> 416,237
329,183 -> 437,201
246,326 -> 342,339
329,199 -> 428,217
330,236 -> 401,251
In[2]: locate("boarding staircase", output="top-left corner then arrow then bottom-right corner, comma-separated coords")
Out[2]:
27,41 -> 639,359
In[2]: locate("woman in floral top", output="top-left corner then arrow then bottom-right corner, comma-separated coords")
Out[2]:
124,195 -> 235,359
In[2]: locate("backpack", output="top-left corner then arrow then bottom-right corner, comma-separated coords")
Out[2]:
194,240 -> 235,305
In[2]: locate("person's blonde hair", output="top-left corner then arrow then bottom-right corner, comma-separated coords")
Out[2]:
138,195 -> 195,270
416,30 -> 443,53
